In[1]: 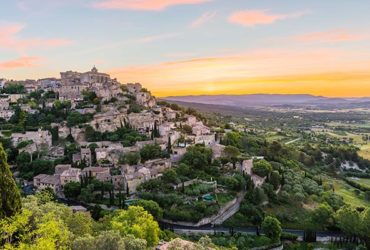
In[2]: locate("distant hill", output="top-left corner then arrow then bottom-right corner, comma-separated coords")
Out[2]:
163,94 -> 370,107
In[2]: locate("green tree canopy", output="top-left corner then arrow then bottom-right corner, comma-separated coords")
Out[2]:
140,144 -> 163,162
252,160 -> 273,177
0,143 -> 21,219
261,216 -> 282,243
119,152 -> 141,165
133,199 -> 164,220
311,203 -> 333,230
111,206 -> 160,247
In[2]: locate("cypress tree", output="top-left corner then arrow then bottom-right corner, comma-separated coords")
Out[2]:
167,136 -> 172,154
0,143 -> 21,219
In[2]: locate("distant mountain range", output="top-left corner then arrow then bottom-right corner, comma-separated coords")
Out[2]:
163,94 -> 370,108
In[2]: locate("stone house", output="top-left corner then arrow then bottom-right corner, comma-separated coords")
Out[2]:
90,110 -> 126,133
55,164 -> 72,175
0,96 -> 14,120
33,174 -> 61,192
170,147 -> 187,162
82,167 -> 110,178
135,91 -> 156,108
11,129 -> 52,148
158,122 -> 175,137
46,146 -> 65,160
185,115 -> 197,126
60,168 -> 81,186
126,83 -> 142,93
192,124 -> 211,136
241,160 -> 266,187
8,94 -> 25,103
210,143 -> 225,159
95,148 -> 108,162
163,107 -> 177,120
96,172 -> 112,182
194,134 -> 216,146
127,112 -> 161,134
121,158 -> 171,193
144,158 -> 172,173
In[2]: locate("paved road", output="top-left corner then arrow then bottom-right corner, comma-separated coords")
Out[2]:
285,138 -> 302,145
163,223 -> 344,242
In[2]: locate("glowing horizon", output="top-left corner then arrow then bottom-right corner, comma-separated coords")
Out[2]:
1,0 -> 370,97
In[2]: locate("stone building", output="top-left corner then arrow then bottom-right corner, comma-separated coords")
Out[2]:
126,83 -> 142,93
90,110 -> 126,133
135,91 -> 156,108
0,95 -> 14,120
60,168 -> 81,186
33,174 -> 61,192
11,129 -> 52,147
58,67 -> 123,101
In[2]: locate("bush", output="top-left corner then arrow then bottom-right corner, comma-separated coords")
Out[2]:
280,232 -> 299,241
261,216 -> 282,243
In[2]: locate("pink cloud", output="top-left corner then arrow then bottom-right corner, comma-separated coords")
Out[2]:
0,56 -> 41,69
229,10 -> 306,27
93,0 -> 210,11
190,11 -> 217,28
0,23 -> 72,52
294,29 -> 366,43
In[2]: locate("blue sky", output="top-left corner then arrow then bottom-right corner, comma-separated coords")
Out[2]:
1,0 -> 370,96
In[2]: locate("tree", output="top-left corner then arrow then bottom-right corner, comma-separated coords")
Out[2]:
0,207 -> 71,249
311,203 -> 333,230
64,181 -> 82,199
181,145 -> 213,170
73,231 -> 146,250
132,200 -> 163,220
222,132 -> 242,148
252,160 -> 272,177
182,124 -> 193,134
111,206 -> 160,247
67,112 -> 87,127
140,144 -> 162,162
360,208 -> 370,249
0,143 -> 21,219
66,212 -> 93,237
335,205 -> 361,236
162,169 -> 178,184
251,187 -> 268,205
269,171 -> 281,190
223,145 -> 240,167
119,152 -> 141,165
261,216 -> 282,243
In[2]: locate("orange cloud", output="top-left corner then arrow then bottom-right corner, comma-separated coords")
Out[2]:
0,23 -> 72,52
294,29 -> 366,43
190,11 -> 217,28
0,56 -> 41,69
93,0 -> 210,11
229,10 -> 306,27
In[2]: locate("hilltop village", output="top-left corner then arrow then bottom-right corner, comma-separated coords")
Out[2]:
0,67 -> 252,205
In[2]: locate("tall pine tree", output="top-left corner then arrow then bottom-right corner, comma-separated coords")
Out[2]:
0,143 -> 21,219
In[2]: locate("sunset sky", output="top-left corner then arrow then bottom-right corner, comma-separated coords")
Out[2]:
1,0 -> 370,97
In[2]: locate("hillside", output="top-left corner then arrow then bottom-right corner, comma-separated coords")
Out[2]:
164,94 -> 370,108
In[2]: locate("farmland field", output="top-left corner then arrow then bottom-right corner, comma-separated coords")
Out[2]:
349,177 -> 370,189
332,179 -> 370,207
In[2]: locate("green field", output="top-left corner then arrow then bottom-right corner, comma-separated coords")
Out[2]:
350,177 -> 370,189
332,179 -> 370,208
359,144 -> 370,160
